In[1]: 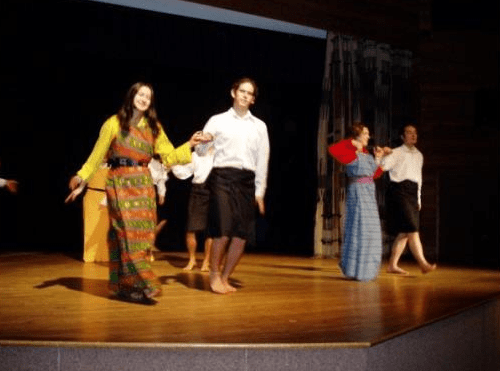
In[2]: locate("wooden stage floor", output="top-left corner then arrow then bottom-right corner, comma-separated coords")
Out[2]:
0,251 -> 499,348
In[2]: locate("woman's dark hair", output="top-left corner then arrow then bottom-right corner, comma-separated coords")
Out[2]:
117,82 -> 160,138
348,122 -> 367,139
231,77 -> 259,99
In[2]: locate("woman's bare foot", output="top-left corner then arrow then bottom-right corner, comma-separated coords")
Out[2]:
200,260 -> 210,272
183,260 -> 197,271
387,266 -> 409,275
421,263 -> 437,274
210,272 -> 228,294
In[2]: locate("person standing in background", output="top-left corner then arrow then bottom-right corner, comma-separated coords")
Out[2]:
171,143 -> 215,272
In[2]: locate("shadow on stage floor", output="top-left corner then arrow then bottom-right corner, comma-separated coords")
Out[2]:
0,251 -> 499,371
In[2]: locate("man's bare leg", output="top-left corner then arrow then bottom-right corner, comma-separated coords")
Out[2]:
155,219 -> 168,236
407,232 -> 437,273
210,236 -> 229,293
201,237 -> 212,272
220,237 -> 246,292
183,231 -> 197,270
150,219 -> 168,262
387,233 -> 410,275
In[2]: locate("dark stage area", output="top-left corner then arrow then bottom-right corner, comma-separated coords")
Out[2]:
0,0 -> 499,270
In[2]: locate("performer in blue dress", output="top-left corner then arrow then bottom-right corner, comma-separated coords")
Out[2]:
329,123 -> 390,281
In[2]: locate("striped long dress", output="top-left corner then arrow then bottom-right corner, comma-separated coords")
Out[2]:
106,126 -> 161,298
329,139 -> 383,281
341,153 -> 382,281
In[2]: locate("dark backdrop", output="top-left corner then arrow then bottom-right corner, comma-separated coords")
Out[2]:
0,0 -> 325,257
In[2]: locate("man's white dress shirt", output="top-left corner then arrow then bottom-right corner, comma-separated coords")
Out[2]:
202,108 -> 270,198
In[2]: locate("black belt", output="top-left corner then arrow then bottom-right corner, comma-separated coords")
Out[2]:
108,157 -> 149,168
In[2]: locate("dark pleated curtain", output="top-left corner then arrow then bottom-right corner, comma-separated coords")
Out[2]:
315,32 -> 413,257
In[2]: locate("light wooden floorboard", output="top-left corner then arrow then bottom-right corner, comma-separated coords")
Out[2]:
0,252 -> 499,347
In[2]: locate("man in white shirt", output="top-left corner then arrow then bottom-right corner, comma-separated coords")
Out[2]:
382,124 -> 436,275
202,77 -> 270,294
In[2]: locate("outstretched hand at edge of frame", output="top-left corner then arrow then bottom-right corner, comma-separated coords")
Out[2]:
5,180 -> 18,194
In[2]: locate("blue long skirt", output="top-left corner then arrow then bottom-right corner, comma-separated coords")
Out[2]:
340,179 -> 382,281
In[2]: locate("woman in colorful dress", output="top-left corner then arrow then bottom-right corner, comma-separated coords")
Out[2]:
67,82 -> 206,303
328,123 -> 390,281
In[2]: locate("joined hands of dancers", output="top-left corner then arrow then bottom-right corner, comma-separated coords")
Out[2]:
65,131 -> 210,204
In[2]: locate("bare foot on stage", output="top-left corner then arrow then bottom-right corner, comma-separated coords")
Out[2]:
183,260 -> 197,271
210,272 -> 228,294
200,260 -> 210,272
222,278 -> 237,293
387,266 -> 409,275
421,263 -> 437,274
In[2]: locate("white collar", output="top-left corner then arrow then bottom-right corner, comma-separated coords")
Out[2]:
401,144 -> 418,152
229,107 -> 254,122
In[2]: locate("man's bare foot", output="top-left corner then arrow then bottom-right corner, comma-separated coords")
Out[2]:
421,263 -> 437,274
221,278 -> 237,293
183,260 -> 196,271
210,272 -> 228,294
387,266 -> 409,275
200,260 -> 210,272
